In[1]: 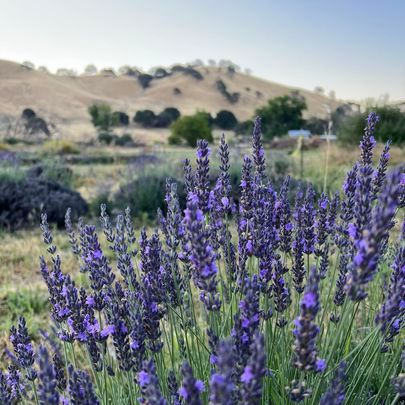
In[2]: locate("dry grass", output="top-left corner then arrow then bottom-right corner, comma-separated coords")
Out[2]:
0,59 -> 339,142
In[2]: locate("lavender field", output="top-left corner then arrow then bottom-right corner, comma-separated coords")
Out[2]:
0,113 -> 403,404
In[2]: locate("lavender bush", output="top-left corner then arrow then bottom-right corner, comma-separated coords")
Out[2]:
1,113 -> 404,404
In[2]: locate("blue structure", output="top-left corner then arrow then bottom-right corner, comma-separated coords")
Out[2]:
288,129 -> 311,138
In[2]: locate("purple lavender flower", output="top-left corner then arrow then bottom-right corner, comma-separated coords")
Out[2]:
183,158 -> 195,195
320,362 -> 347,405
315,193 -> 329,256
81,225 -> 115,292
360,112 -> 379,166
138,359 -> 166,405
195,139 -> 211,213
339,164 -> 358,239
347,167 -> 402,301
65,208 -> 80,256
272,258 -> 291,326
40,213 -> 57,255
251,116 -> 266,180
0,366 -> 21,405
292,191 -> 306,293
104,287 -> 133,370
179,361 -> 204,405
292,267 -> 326,372
372,140 -> 391,199
375,220 -> 404,349
302,185 -> 316,255
68,367 -> 99,405
37,346 -> 59,405
168,370 -> 181,405
183,192 -> 220,311
319,244 -> 329,279
113,213 -> 137,289
127,292 -> 146,371
232,275 -> 261,374
239,332 -> 267,405
9,316 -> 36,381
209,339 -> 235,405
0,370 -> 13,405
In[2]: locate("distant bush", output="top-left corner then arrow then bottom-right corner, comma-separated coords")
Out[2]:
171,65 -> 203,80
161,107 -> 181,122
21,108 -> 50,136
138,73 -> 153,89
88,104 -> 113,131
98,132 -> 116,145
115,134 -> 133,147
214,110 -> 238,129
153,68 -> 170,79
113,175 -> 186,220
0,177 -> 88,230
196,111 -> 214,127
133,110 -> 156,127
27,161 -> 74,188
112,111 -> 129,126
154,108 -> 181,128
338,106 -> 405,145
41,140 -> 80,155
169,114 -> 213,147
216,80 -> 240,104
256,94 -> 307,139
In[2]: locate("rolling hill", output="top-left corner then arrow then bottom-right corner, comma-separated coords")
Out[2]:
0,59 -> 340,140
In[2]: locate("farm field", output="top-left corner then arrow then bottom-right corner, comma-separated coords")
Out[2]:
0,122 -> 403,403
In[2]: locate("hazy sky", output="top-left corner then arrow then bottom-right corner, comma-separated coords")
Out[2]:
1,0 -> 404,101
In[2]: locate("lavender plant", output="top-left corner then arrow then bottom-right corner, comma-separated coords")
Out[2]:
1,113 -> 403,404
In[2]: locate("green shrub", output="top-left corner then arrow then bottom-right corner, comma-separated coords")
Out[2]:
0,177 -> 88,230
169,114 -> 213,147
27,161 -> 74,188
113,174 -> 186,220
88,104 -> 113,131
214,110 -> 238,129
133,110 -> 156,127
154,108 -> 181,127
256,94 -> 307,139
339,106 -> 405,145
112,111 -> 129,126
98,132 -> 116,145
115,133 -> 133,147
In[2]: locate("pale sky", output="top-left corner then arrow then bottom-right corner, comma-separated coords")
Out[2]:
1,0 -> 404,101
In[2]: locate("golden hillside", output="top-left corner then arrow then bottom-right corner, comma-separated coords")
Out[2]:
0,59 -> 340,140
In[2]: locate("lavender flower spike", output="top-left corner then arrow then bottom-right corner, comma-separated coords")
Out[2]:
195,139 -> 211,213
292,267 -> 326,373
252,116 -> 266,180
179,361 -> 204,405
68,367 -> 99,405
138,359 -> 167,405
375,218 -> 404,349
37,346 -> 59,405
346,167 -> 402,301
183,192 -> 221,311
9,316 -> 37,381
320,362 -> 347,405
240,332 -> 267,405
209,339 -> 235,405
